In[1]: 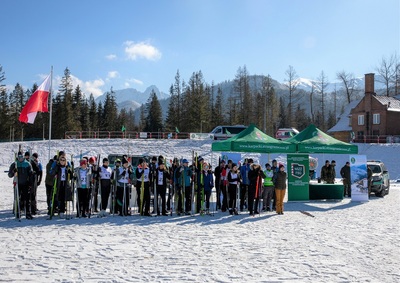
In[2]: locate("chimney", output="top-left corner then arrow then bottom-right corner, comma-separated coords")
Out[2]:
365,73 -> 375,95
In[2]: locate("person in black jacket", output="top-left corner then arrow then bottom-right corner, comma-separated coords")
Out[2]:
28,152 -> 43,215
340,162 -> 351,197
155,161 -> 171,216
227,163 -> 240,215
8,152 -> 34,219
248,163 -> 266,215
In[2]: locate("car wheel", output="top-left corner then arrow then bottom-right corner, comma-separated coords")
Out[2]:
375,185 -> 384,197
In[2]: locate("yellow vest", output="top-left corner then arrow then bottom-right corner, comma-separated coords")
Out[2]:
263,170 -> 274,186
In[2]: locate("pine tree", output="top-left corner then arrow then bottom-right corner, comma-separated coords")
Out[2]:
0,88 -> 9,140
88,94 -> 98,137
102,87 -> 118,131
211,86 -> 224,127
144,89 -> 163,132
165,84 -> 178,131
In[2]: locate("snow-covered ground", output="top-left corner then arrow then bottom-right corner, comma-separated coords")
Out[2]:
0,139 -> 399,282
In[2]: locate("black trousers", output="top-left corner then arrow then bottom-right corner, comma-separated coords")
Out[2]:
248,185 -> 261,213
228,184 -> 237,210
156,184 -> 167,214
46,184 -> 53,211
137,182 -> 150,215
116,184 -> 130,215
57,181 -> 67,213
215,179 -> 221,209
100,183 -> 111,210
205,190 -> 211,209
77,188 -> 89,215
240,184 -> 248,210
184,186 -> 192,212
19,184 -> 31,215
221,184 -> 228,211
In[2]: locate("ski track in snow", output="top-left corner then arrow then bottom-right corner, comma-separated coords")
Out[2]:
0,139 -> 399,282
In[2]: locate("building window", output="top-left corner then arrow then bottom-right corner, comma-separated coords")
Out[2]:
358,115 -> 364,125
373,113 -> 380,124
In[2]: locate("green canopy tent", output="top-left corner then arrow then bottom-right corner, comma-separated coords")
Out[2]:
211,124 -> 297,153
285,124 -> 358,154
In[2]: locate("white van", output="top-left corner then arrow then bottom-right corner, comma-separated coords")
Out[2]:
275,128 -> 299,140
210,125 -> 247,140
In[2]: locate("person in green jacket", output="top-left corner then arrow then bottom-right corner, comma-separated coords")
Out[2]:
262,163 -> 274,212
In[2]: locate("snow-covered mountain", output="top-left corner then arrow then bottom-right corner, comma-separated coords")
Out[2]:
95,85 -> 170,111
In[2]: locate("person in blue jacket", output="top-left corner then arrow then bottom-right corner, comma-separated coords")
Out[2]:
176,159 -> 193,215
202,162 -> 214,214
239,158 -> 251,211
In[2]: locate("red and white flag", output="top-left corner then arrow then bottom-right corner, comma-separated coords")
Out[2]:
19,74 -> 51,124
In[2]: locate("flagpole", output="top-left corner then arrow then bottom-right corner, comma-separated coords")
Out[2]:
48,66 -> 53,160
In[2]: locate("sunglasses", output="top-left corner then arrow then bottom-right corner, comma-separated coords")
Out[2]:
60,159 -> 66,162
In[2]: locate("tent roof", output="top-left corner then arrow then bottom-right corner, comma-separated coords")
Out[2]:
286,124 -> 358,154
211,124 -> 296,153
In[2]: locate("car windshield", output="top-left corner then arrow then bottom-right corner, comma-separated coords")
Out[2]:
369,165 -> 381,173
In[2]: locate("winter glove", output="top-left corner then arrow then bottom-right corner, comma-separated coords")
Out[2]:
13,168 -> 17,173
37,182 -> 41,186
71,161 -> 74,167
180,167 -> 184,173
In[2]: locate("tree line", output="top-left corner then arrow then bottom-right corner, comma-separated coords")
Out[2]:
0,54 -> 398,141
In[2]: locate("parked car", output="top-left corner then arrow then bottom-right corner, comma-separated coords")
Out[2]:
275,128 -> 299,140
367,160 -> 390,197
210,125 -> 247,140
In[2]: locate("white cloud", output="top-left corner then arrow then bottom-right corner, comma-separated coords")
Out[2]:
124,41 -> 162,61
106,54 -> 117,60
127,78 -> 143,85
70,75 -> 105,98
107,71 -> 119,79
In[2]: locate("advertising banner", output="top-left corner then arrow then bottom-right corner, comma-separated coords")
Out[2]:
287,154 -> 309,201
349,155 -> 369,202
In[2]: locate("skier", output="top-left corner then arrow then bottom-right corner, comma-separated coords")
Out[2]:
201,162 -> 214,214
8,152 -> 34,219
173,159 -> 184,215
176,159 -> 193,215
116,158 -> 133,216
45,156 -> 57,215
74,159 -> 91,217
50,155 -> 73,218
88,156 -> 99,212
155,160 -> 170,216
28,152 -> 43,215
136,158 -> 152,216
97,157 -> 112,217
195,156 -> 205,213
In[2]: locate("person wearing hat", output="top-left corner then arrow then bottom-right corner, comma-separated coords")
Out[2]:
155,160 -> 171,216
136,158 -> 152,216
248,163 -> 266,215
116,157 -> 133,216
176,158 -> 193,215
28,152 -> 43,215
239,158 -> 251,211
149,156 -> 158,213
96,157 -> 113,217
201,162 -> 214,214
50,154 -> 73,219
275,164 -> 287,215
87,156 -> 100,213
213,159 -> 226,210
227,163 -> 240,215
262,163 -> 274,212
8,152 -> 34,219
45,156 -> 58,215
74,159 -> 91,217
195,156 -> 205,213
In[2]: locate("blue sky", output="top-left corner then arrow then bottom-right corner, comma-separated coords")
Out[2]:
0,0 -> 398,98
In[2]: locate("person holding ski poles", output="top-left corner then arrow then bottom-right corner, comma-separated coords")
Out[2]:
176,159 -> 193,215
116,158 -> 133,216
8,152 -> 34,219
136,158 -> 152,216
74,159 -> 91,218
51,155 -> 73,219
97,157 -> 112,217
201,163 -> 214,214
155,160 -> 170,216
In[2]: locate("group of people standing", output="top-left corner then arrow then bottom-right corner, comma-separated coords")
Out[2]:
9,150 -> 289,220
214,158 -> 288,215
